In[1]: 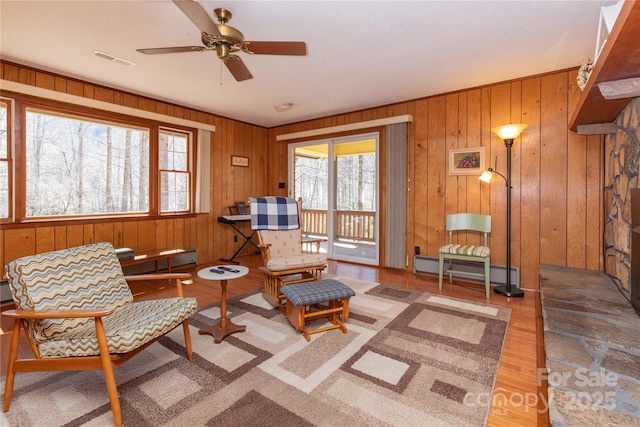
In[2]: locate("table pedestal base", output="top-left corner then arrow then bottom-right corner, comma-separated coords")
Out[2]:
199,319 -> 246,344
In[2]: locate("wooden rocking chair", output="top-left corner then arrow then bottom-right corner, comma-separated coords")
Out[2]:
250,196 -> 327,308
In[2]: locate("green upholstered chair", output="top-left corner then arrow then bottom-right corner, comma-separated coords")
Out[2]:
2,242 -> 198,427
438,213 -> 492,298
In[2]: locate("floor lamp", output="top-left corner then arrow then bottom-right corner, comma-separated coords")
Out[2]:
479,124 -> 527,298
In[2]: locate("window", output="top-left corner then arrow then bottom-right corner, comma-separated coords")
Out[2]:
159,129 -> 191,213
0,100 -> 9,219
25,109 -> 150,217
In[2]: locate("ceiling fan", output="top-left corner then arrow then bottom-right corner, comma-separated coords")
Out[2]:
136,0 -> 307,81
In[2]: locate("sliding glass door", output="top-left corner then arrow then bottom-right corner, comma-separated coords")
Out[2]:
289,133 -> 378,265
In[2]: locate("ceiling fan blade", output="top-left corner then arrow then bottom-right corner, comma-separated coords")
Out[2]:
137,46 -> 207,55
225,57 -> 253,81
245,41 -> 307,56
172,0 -> 220,36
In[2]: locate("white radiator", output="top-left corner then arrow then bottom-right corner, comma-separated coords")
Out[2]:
413,255 -> 520,287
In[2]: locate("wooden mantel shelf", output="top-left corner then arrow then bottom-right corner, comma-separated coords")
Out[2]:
569,0 -> 640,132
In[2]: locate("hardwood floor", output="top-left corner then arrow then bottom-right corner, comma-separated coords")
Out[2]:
0,254 -> 548,426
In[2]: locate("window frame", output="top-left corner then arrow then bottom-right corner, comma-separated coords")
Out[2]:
158,127 -> 194,214
5,93 -> 198,224
0,98 -> 13,223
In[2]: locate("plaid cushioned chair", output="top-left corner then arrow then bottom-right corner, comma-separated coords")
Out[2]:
250,196 -> 327,308
438,213 -> 492,298
2,242 -> 198,427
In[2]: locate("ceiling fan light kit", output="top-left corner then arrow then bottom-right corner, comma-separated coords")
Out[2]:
136,1 -> 307,82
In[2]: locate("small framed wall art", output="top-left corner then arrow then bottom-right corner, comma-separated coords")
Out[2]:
231,155 -> 249,167
448,147 -> 485,176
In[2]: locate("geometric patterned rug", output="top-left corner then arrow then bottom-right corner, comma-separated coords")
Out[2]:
0,276 -> 510,427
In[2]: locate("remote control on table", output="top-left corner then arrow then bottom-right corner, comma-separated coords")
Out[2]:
210,268 -> 225,274
218,266 -> 240,273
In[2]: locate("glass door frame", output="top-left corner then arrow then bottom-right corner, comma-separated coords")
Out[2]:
288,132 -> 379,265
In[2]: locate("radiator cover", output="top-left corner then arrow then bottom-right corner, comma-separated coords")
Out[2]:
413,255 -> 520,287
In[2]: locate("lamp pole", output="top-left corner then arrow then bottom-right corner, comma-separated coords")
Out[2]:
493,137 -> 523,297
487,124 -> 526,298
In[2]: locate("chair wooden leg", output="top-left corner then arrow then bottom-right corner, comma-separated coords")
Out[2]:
484,258 -> 491,299
438,254 -> 444,291
182,320 -> 193,362
3,320 -> 21,413
95,318 -> 122,427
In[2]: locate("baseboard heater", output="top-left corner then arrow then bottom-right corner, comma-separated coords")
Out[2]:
413,255 -> 520,287
1,249 -> 198,303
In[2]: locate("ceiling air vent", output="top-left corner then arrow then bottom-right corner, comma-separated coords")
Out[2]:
92,50 -> 136,67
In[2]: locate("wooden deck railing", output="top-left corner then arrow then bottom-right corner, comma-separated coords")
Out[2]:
301,209 -> 375,242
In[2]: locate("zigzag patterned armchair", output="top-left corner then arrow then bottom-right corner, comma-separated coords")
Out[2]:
1,242 -> 198,427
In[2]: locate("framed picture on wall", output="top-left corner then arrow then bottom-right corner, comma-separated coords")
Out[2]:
448,147 -> 485,175
231,155 -> 249,167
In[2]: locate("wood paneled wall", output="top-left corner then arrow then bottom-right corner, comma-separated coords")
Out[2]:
1,62 -> 605,290
267,69 -> 604,289
0,61 -> 268,272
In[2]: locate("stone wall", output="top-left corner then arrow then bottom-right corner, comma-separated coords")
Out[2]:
605,97 -> 640,294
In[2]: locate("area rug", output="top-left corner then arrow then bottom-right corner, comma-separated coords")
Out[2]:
1,276 -> 511,427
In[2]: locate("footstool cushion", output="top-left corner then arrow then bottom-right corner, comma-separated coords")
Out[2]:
280,279 -> 356,341
281,279 -> 355,306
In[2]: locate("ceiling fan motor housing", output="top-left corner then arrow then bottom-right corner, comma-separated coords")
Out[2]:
200,23 -> 245,60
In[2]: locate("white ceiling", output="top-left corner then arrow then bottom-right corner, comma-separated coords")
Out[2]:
0,0 -> 617,128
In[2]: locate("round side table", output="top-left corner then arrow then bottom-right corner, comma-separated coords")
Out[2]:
197,265 -> 249,343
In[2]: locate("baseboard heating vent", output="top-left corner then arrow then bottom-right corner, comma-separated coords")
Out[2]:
121,249 -> 198,275
413,255 -> 520,287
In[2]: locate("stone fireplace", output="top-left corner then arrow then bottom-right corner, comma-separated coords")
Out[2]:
604,97 -> 640,303
632,189 -> 640,313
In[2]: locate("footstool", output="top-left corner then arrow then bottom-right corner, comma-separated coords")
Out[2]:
280,279 -> 356,341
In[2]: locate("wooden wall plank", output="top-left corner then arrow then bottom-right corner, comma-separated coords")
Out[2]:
540,72 -> 569,266
54,225 -> 67,250
586,134 -> 604,270
137,221 -> 156,252
35,226 -> 55,254
413,99 -> 428,255
66,225 -> 84,248
155,219 -> 167,249
566,69 -> 587,269
520,77 -> 542,288
83,224 -> 94,245
457,91 -> 469,226
466,89 -> 482,246
426,96 -> 446,254
94,222 -> 114,245
445,94 -> 460,228
510,80 -> 523,280
489,83 -> 511,268
5,229 -> 35,261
